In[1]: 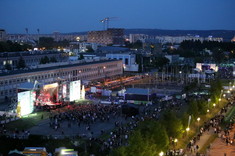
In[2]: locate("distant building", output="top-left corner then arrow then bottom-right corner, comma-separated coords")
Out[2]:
129,34 -> 151,43
0,59 -> 123,101
79,42 -> 102,52
129,34 -> 223,44
0,51 -> 69,70
88,28 -> 124,45
0,29 -> 6,41
106,53 -> 139,72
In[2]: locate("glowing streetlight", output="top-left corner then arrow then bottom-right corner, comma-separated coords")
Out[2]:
197,117 -> 200,122
159,151 -> 164,156
173,138 -> 178,146
186,127 -> 190,135
76,36 -> 80,42
207,99 -> 211,111
174,138 -> 178,143
197,117 -> 200,131
207,109 -> 210,113
213,103 -> 216,108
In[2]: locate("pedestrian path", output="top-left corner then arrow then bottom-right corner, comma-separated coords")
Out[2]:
197,129 -> 214,151
208,124 -> 235,156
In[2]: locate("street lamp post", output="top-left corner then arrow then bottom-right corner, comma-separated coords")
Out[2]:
197,117 -> 200,131
213,103 -> 216,108
186,127 -> 190,136
207,99 -> 211,113
174,138 -> 178,147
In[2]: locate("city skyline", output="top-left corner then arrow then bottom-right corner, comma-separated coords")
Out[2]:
0,0 -> 235,34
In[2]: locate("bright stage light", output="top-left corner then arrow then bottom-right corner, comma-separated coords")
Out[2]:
43,83 -> 58,90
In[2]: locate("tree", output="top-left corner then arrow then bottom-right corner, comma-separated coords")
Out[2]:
136,54 -> 143,72
154,56 -> 170,69
133,40 -> 143,49
17,56 -> 26,69
4,63 -> 12,70
86,46 -> 94,52
50,57 -> 57,63
78,54 -> 84,60
40,56 -> 50,64
212,48 -> 225,63
39,37 -> 54,49
209,79 -> 222,103
188,100 -> 199,118
197,99 -> 208,115
112,120 -> 169,156
162,111 -> 183,138
0,41 -> 32,52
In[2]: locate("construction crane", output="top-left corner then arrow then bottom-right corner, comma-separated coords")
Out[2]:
100,17 -> 119,30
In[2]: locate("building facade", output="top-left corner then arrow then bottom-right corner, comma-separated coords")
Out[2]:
0,60 -> 123,101
88,28 -> 124,45
0,51 -> 69,70
0,29 -> 6,41
106,53 -> 139,72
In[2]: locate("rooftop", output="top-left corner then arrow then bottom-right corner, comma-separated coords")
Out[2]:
0,59 -> 121,77
125,88 -> 150,95
0,50 -> 65,58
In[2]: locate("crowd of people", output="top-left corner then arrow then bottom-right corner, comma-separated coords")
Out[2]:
1,89 -> 234,155
48,104 -> 122,134
183,98 -> 235,156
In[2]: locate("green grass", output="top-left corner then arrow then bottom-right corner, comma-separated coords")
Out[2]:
199,134 -> 217,154
5,111 -> 50,131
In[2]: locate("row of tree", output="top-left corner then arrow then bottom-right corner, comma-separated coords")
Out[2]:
112,79 -> 223,155
165,40 -> 235,63
0,41 -> 32,52
180,40 -> 235,52
38,37 -> 69,49
39,56 -> 57,64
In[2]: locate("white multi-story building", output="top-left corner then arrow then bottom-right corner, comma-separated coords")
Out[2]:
129,34 -> 151,43
106,53 -> 139,72
0,51 -> 69,70
0,59 -> 123,101
79,42 -> 102,52
129,34 -> 223,44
